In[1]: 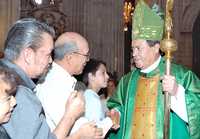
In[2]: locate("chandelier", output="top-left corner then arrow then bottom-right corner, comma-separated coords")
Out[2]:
21,0 -> 69,38
123,1 -> 134,31
30,0 -> 62,6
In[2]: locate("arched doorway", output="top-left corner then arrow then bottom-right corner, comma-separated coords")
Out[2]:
192,12 -> 200,78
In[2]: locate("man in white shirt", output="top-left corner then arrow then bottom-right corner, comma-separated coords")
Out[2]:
36,32 -> 102,138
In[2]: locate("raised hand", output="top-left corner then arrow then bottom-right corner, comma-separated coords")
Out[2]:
64,91 -> 85,120
107,109 -> 120,130
78,121 -> 103,139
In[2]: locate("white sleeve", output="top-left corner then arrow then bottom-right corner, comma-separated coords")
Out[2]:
36,83 -> 70,131
84,92 -> 102,122
170,84 -> 188,123
96,117 -> 113,137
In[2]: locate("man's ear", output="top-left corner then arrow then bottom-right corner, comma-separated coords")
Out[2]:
22,47 -> 34,65
64,54 -> 69,60
64,54 -> 72,64
154,43 -> 160,54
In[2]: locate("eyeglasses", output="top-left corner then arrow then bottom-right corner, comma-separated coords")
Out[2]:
74,52 -> 90,60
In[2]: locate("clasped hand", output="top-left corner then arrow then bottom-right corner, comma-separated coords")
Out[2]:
107,109 -> 120,130
161,75 -> 178,96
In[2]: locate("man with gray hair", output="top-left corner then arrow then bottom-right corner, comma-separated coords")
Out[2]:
36,32 -> 103,138
0,18 -> 89,139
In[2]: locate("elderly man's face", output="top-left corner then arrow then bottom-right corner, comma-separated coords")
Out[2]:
131,39 -> 159,70
71,41 -> 90,75
31,32 -> 54,78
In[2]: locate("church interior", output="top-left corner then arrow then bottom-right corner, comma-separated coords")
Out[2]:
0,0 -> 200,79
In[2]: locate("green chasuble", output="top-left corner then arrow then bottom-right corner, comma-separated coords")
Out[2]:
107,58 -> 200,139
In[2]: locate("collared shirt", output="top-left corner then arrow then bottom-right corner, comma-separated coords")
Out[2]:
141,56 -> 161,73
36,62 -> 77,131
0,58 -> 56,139
84,89 -> 105,122
141,56 -> 188,122
70,89 -> 113,136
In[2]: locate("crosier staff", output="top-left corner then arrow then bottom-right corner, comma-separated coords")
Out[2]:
160,0 -> 177,139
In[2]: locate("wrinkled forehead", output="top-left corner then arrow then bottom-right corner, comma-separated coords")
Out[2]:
77,39 -> 89,53
131,39 -> 148,48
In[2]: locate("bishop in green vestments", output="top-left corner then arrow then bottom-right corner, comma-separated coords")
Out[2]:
107,0 -> 200,139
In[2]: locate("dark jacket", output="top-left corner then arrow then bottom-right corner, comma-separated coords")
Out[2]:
0,125 -> 11,139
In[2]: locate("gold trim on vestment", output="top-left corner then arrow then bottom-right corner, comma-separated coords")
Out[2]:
132,75 -> 160,139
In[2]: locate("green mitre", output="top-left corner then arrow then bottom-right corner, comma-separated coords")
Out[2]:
132,0 -> 164,41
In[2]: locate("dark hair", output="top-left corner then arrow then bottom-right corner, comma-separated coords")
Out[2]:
82,59 -> 106,86
146,40 -> 165,56
146,40 -> 160,47
107,72 -> 118,86
0,67 -> 19,95
98,72 -> 118,98
4,18 -> 55,61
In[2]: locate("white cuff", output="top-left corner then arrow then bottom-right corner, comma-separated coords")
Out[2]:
171,84 -> 188,123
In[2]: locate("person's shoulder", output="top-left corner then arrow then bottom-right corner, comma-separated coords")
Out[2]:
121,69 -> 137,81
0,126 -> 10,139
172,62 -> 187,69
17,85 -> 33,94
35,66 -> 60,92
16,85 -> 39,104
161,58 -> 194,75
84,89 -> 96,96
171,62 -> 200,81
171,62 -> 192,74
16,85 -> 35,102
14,85 -> 43,118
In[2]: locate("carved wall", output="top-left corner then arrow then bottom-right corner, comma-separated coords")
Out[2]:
21,0 -> 70,38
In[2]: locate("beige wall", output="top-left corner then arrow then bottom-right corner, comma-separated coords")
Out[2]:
0,0 -> 20,57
